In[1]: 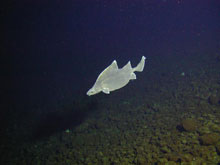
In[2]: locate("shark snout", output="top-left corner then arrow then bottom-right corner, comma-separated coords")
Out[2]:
86,88 -> 96,96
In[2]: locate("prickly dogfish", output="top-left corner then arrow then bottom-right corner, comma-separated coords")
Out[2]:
87,56 -> 146,96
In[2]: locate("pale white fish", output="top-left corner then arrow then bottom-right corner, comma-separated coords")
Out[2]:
87,56 -> 146,96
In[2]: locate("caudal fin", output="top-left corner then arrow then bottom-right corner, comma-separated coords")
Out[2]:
133,56 -> 146,72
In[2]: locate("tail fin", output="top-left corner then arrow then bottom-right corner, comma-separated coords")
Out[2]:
133,56 -> 146,72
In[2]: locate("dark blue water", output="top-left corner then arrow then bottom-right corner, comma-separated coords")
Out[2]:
2,0 -> 220,164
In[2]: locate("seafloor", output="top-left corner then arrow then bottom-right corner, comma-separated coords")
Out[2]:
2,53 -> 220,164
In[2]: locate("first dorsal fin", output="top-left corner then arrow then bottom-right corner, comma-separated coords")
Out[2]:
101,60 -> 118,75
96,60 -> 118,81
109,60 -> 118,70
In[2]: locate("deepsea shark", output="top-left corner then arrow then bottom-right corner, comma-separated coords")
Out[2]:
87,56 -> 146,96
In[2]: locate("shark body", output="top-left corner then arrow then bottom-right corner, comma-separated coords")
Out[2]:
87,56 -> 146,96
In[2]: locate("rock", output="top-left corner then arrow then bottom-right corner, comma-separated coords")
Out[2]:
160,146 -> 170,153
166,161 -> 177,165
209,123 -> 220,133
181,118 -> 198,132
157,158 -> 168,163
137,157 -> 147,165
166,153 -> 193,163
216,143 -> 220,154
200,133 -> 220,145
166,154 -> 180,162
208,95 -> 220,105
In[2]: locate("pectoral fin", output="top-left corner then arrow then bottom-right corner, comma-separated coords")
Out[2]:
102,88 -> 110,94
130,73 -> 136,80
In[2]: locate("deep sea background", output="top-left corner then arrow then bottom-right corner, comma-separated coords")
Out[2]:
2,0 -> 220,164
